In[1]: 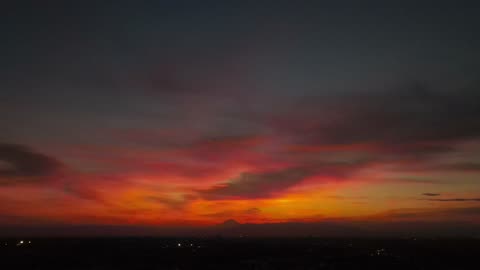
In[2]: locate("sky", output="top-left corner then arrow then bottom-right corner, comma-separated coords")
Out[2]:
1,1 -> 480,236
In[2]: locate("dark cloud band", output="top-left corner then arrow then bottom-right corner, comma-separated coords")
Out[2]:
0,143 -> 61,184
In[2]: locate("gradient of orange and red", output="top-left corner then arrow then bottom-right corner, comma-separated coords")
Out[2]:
1,2 -> 480,236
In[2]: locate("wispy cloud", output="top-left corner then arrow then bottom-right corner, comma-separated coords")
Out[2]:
0,143 -> 62,184
421,198 -> 480,202
199,167 -> 315,200
422,193 -> 441,196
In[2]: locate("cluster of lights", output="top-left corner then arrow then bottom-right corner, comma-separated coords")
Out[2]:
370,248 -> 387,257
15,240 -> 32,246
176,242 -> 200,248
157,242 -> 202,249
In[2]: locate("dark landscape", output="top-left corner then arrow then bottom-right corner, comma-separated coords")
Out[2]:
2,237 -> 479,270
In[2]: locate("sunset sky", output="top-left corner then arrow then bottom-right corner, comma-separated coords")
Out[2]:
1,1 -> 480,235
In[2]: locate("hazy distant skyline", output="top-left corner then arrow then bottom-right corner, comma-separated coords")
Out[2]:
1,1 -> 480,236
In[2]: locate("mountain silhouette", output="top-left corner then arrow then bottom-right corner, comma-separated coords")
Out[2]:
220,219 -> 241,227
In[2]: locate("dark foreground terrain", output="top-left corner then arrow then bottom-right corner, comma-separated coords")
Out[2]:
1,237 -> 479,269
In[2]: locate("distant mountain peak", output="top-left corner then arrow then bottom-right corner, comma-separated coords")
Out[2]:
221,219 -> 241,227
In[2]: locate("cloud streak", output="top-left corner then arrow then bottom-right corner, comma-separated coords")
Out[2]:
273,83 -> 480,150
199,160 -> 370,200
421,198 -> 480,202
200,167 -> 315,200
422,193 -> 440,196
0,143 -> 61,184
